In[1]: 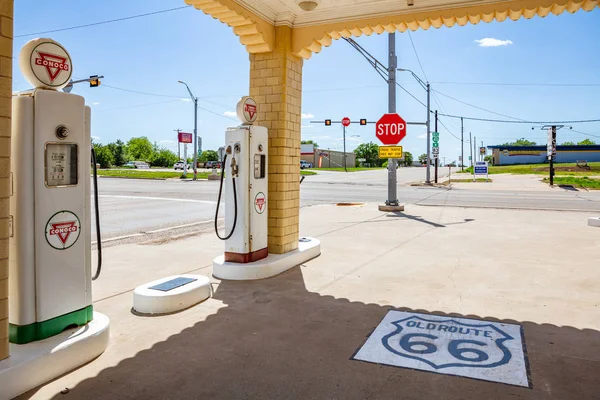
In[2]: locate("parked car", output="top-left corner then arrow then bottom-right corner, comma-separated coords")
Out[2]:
124,161 -> 150,169
300,160 -> 312,169
205,161 -> 222,169
173,161 -> 190,170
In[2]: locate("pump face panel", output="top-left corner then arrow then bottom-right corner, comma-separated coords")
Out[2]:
9,90 -> 92,342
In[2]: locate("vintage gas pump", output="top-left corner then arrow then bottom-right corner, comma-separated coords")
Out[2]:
214,97 -> 268,263
8,38 -> 103,344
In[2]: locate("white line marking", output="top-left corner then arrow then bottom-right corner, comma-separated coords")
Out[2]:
98,195 -> 217,204
92,233 -> 144,245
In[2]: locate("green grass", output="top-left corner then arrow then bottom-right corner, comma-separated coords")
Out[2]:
464,162 -> 600,176
307,167 -> 384,172
543,176 -> 600,189
97,169 -> 210,180
98,169 -> 315,179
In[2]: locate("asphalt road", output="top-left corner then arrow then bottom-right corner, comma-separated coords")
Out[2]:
92,168 -> 600,241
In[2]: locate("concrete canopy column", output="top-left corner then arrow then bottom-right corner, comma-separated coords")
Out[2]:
0,0 -> 12,361
249,26 -> 302,255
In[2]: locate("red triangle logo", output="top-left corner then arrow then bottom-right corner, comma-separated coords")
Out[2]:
50,221 -> 77,245
35,51 -> 69,82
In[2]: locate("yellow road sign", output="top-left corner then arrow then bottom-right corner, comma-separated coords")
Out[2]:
378,146 -> 403,158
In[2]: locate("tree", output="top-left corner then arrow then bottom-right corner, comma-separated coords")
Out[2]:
561,141 -> 576,146
150,148 -> 178,167
301,140 -> 318,149
199,150 -> 219,162
499,138 -> 536,146
354,142 -> 380,166
92,143 -> 114,169
418,153 -> 428,165
484,155 -> 493,163
578,139 -> 596,145
106,139 -> 129,166
127,137 -> 154,161
401,151 -> 413,166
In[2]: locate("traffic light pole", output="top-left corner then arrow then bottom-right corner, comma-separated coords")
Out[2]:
386,32 -> 399,207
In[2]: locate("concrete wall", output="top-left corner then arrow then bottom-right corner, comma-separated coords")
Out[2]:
0,0 -> 11,361
310,149 -> 355,168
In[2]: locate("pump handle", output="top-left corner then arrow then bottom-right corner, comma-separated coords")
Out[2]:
214,154 -> 238,241
91,146 -> 102,280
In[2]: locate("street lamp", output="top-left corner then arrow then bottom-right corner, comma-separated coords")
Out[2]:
178,80 -> 199,180
397,68 -> 431,184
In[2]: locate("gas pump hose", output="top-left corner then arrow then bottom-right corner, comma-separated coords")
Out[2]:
214,154 -> 237,240
90,146 -> 102,280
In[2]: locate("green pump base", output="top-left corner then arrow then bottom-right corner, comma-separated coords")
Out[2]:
0,311 -> 109,399
9,305 -> 94,344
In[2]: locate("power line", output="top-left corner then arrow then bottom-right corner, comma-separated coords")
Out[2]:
431,81 -> 600,87
15,6 -> 191,38
437,112 -> 600,124
433,89 -> 527,121
406,31 -> 428,82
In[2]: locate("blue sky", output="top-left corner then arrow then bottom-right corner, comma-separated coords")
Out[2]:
13,1 -> 600,163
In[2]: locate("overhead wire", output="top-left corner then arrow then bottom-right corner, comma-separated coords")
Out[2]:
431,81 -> 600,87
15,6 -> 191,38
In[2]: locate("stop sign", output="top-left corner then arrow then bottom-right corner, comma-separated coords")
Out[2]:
375,113 -> 406,145
341,117 -> 351,127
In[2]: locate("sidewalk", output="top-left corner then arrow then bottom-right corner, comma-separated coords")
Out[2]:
18,204 -> 600,399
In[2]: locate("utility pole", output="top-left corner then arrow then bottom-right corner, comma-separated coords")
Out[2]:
474,135 -> 477,168
387,32 -> 399,206
434,110 -> 438,183
426,83 -> 431,184
461,117 -> 464,172
469,132 -> 473,169
174,129 -> 181,160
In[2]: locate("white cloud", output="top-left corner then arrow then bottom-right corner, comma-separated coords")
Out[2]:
301,125 -> 314,129
92,102 -> 100,106
301,113 -> 315,119
417,133 -> 427,139
91,136 -> 100,141
475,38 -> 513,47
180,98 -> 192,102
160,140 -> 174,144
223,111 -> 237,117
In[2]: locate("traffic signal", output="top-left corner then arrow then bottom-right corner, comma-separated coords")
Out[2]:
324,119 -> 331,126
89,75 -> 100,87
360,119 -> 367,125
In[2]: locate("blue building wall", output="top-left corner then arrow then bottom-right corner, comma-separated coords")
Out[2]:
488,145 -> 600,165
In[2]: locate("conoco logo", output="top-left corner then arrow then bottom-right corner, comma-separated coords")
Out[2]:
35,51 -> 69,82
50,221 -> 78,245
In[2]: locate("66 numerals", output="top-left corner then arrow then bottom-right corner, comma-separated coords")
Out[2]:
399,333 -> 489,362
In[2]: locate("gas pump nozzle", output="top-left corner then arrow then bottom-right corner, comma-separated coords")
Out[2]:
230,156 -> 238,177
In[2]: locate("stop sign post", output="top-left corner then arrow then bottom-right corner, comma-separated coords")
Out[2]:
376,113 -> 406,145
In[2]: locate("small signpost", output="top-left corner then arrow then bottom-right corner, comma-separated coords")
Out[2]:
473,161 -> 489,182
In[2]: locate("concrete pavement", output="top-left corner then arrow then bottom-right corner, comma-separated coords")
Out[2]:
94,174 -> 600,241
18,203 -> 600,399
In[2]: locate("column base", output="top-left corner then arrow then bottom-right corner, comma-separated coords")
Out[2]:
378,204 -> 405,212
213,237 -> 321,280
0,312 -> 110,399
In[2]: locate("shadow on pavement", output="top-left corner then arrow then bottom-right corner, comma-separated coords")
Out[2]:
384,212 -> 475,228
30,267 -> 599,400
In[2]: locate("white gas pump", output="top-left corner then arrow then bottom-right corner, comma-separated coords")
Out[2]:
8,38 -> 103,344
214,97 -> 268,263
